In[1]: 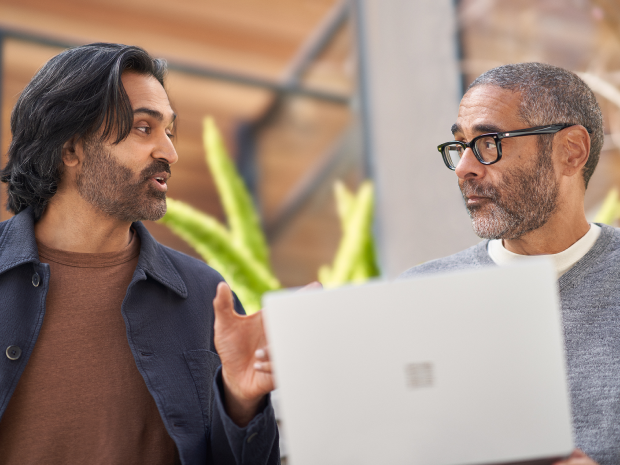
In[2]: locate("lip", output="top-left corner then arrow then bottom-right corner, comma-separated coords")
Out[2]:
466,195 -> 491,205
149,172 -> 170,192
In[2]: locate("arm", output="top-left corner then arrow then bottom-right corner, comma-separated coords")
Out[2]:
209,282 -> 278,464
209,365 -> 279,465
209,281 -> 322,464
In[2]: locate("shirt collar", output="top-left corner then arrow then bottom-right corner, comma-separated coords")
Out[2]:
0,207 -> 188,299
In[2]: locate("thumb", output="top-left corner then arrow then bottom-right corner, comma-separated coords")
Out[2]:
213,282 -> 237,325
570,449 -> 587,458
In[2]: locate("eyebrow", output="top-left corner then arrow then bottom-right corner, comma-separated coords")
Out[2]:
133,107 -> 177,125
451,123 -> 504,135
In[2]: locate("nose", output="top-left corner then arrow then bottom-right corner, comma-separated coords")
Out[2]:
455,146 -> 485,181
153,131 -> 179,165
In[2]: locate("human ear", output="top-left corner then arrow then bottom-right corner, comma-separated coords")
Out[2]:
559,126 -> 590,177
61,136 -> 81,167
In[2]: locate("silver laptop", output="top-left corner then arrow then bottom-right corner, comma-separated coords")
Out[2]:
263,260 -> 573,465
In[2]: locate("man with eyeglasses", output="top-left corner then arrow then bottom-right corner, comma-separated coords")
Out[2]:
402,63 -> 615,465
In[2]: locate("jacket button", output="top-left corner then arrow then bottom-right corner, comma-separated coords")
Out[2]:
32,273 -> 40,287
6,346 -> 22,360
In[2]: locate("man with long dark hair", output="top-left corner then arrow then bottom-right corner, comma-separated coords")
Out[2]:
0,43 -> 278,464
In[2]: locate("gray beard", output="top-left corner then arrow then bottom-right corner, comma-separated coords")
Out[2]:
460,148 -> 559,240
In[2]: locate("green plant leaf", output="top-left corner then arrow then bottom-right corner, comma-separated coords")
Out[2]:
594,188 -> 620,225
203,118 -> 273,272
160,198 -> 279,314
323,180 -> 378,286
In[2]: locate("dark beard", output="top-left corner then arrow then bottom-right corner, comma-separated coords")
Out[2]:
459,147 -> 559,240
75,140 -> 171,223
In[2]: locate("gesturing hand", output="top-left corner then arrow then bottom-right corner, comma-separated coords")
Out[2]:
213,281 -> 323,427
213,282 -> 273,427
553,449 -> 598,465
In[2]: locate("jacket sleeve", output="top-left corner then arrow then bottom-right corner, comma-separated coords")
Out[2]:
209,366 -> 280,464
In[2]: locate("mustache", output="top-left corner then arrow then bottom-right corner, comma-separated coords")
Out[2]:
460,179 -> 500,201
140,160 -> 171,183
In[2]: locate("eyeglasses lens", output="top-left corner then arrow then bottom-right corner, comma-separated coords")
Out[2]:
474,136 -> 498,163
444,144 -> 464,169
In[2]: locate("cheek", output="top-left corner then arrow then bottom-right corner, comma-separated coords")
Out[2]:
112,143 -> 150,170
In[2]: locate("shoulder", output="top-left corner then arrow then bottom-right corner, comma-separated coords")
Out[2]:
599,223 -> 620,247
583,223 -> 620,264
572,224 -> 620,275
399,240 -> 493,279
0,212 -> 21,238
0,216 -> 10,237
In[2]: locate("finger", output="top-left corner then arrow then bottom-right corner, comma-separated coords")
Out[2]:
213,282 -> 237,324
255,346 -> 270,361
570,450 -> 587,458
552,450 -> 594,465
253,361 -> 273,373
299,281 -> 323,292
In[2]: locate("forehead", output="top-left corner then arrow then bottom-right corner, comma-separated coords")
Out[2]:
121,72 -> 173,117
455,85 -> 523,135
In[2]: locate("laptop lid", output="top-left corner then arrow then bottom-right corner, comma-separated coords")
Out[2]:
263,260 -> 573,465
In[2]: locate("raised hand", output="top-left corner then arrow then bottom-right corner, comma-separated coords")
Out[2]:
213,282 -> 273,427
213,281 -> 323,426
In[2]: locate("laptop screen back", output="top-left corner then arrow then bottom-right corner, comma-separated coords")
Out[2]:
263,260 -> 573,465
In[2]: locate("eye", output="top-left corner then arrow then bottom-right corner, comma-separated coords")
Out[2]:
166,131 -> 175,140
136,125 -> 151,135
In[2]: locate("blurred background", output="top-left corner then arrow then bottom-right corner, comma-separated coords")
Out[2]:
1,0 -> 620,287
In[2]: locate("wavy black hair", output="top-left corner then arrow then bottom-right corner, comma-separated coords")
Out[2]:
0,43 -> 168,219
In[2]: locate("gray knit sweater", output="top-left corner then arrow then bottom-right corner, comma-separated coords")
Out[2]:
400,224 -> 620,465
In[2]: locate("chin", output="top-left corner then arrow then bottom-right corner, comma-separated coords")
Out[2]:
114,196 -> 167,223
139,199 -> 167,222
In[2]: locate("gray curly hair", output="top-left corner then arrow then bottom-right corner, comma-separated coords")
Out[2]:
468,62 -> 604,188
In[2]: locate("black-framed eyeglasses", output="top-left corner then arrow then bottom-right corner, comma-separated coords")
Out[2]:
437,124 -> 590,170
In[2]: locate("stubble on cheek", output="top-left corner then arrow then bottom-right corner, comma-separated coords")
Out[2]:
458,150 -> 558,240
76,142 -> 170,223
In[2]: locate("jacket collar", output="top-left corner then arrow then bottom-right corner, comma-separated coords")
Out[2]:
0,207 -> 40,275
132,221 -> 188,298
0,207 -> 188,299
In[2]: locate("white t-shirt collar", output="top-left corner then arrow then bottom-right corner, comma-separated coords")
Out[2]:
487,224 -> 601,278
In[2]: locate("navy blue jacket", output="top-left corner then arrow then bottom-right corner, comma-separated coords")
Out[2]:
0,208 -> 279,464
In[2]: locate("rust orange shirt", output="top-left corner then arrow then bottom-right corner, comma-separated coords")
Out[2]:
0,231 -> 179,464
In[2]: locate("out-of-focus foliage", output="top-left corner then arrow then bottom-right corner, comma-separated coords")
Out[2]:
160,118 -> 380,313
161,118 -> 280,314
595,188 -> 620,225
582,73 -> 620,228
318,180 -> 380,287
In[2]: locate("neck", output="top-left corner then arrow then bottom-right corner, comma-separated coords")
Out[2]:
502,208 -> 590,256
34,189 -> 133,253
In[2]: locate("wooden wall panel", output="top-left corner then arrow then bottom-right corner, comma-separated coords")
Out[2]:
0,0 -> 358,288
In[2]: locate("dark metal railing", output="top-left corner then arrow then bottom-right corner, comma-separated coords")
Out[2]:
0,24 -> 352,157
